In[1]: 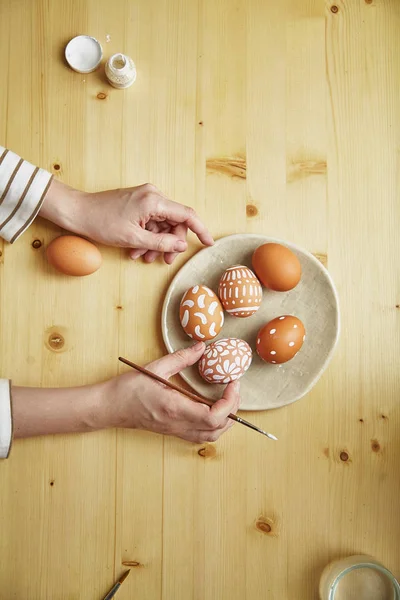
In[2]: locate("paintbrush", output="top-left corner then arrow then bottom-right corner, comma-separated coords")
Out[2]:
102,570 -> 130,600
118,357 -> 277,441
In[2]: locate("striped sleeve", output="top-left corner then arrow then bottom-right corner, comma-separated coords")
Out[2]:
0,146 -> 53,243
0,380 -> 12,459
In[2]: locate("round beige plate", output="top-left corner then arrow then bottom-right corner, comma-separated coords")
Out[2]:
161,234 -> 340,411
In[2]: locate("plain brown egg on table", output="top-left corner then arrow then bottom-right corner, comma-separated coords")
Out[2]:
46,235 -> 102,276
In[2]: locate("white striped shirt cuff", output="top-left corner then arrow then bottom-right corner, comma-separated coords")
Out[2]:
0,146 -> 53,243
0,380 -> 12,459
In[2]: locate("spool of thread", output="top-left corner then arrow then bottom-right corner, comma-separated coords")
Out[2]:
105,53 -> 136,89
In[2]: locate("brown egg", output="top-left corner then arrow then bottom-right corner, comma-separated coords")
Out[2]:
252,243 -> 301,291
256,315 -> 305,364
199,338 -> 252,384
46,235 -> 102,276
179,285 -> 224,341
219,265 -> 262,318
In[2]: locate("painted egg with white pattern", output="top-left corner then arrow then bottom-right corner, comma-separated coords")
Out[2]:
219,265 -> 262,318
179,285 -> 224,341
256,315 -> 305,364
199,338 -> 252,384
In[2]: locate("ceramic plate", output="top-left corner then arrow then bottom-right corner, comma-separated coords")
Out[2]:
162,234 -> 340,411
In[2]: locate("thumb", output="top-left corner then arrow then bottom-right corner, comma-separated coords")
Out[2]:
137,229 -> 188,253
147,342 -> 206,379
210,380 -> 241,421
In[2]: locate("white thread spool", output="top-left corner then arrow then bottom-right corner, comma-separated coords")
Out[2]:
105,53 -> 136,89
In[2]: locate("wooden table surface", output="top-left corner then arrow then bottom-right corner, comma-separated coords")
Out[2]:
1,0 -> 399,598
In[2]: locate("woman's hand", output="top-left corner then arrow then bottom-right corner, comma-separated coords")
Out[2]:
12,343 -> 241,444
104,342 -> 241,443
39,179 -> 214,264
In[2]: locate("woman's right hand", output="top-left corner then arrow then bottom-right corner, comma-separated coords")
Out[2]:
103,342 -> 241,444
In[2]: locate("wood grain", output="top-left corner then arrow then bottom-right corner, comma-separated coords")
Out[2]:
0,0 -> 399,598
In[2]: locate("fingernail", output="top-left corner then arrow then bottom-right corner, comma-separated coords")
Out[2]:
174,240 -> 187,252
234,380 -> 241,390
192,341 -> 205,351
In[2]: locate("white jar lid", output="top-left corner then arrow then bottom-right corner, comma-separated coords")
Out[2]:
65,35 -> 103,74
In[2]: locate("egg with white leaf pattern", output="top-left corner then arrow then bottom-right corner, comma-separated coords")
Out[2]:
179,285 -> 224,341
199,338 -> 252,384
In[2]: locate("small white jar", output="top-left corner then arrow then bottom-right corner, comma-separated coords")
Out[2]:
105,53 -> 136,89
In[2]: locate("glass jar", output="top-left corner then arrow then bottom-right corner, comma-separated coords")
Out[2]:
319,555 -> 400,600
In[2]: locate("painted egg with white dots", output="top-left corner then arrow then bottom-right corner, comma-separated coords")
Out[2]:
256,315 -> 305,364
199,338 -> 252,384
219,265 -> 262,318
179,285 -> 224,341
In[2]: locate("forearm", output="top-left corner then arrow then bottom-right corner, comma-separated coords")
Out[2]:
38,177 -> 88,233
12,382 -> 109,439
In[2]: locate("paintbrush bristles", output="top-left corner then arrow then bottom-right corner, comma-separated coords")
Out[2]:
235,416 -> 278,440
118,570 -> 130,585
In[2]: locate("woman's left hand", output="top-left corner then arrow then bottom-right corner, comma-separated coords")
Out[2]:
40,179 -> 214,264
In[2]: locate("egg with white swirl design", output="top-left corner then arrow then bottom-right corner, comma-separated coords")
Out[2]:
179,285 -> 224,341
199,338 -> 252,384
219,265 -> 262,317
